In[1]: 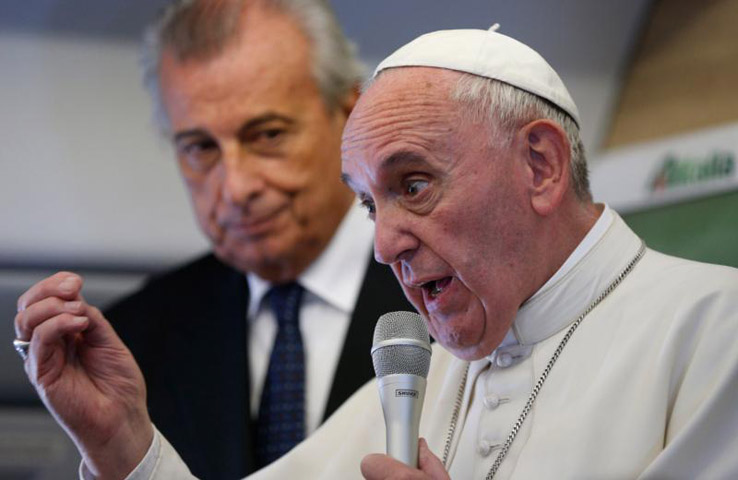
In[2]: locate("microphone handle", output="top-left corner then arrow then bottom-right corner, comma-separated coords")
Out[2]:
377,374 -> 427,467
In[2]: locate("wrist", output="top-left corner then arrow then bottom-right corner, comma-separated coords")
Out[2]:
80,415 -> 154,480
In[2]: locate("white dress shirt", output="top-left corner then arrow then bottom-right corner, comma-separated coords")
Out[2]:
246,200 -> 374,434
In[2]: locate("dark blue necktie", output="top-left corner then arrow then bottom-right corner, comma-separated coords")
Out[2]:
256,282 -> 305,467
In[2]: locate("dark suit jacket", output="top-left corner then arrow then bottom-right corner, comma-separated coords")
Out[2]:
105,252 -> 412,480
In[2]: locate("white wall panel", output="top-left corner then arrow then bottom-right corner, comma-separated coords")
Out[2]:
0,33 -> 208,269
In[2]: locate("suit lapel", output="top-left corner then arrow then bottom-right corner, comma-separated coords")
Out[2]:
168,259 -> 255,477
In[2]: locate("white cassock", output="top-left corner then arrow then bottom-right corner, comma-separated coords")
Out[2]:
110,208 -> 738,480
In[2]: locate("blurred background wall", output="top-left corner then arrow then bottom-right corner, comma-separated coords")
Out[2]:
1,0 -> 737,477
593,0 -> 738,267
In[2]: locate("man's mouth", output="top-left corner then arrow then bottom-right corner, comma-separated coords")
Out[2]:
422,277 -> 453,298
220,205 -> 288,234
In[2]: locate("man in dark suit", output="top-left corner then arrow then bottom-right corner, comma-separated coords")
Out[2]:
104,1 -> 412,479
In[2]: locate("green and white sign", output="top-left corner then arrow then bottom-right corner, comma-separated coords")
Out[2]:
591,122 -> 738,213
590,122 -> 738,268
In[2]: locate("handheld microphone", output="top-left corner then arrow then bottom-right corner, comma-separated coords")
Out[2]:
371,311 -> 432,467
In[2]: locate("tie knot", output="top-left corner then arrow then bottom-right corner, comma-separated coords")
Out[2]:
269,282 -> 303,327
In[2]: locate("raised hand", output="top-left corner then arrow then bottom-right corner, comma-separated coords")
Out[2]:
360,439 -> 450,480
15,272 -> 153,479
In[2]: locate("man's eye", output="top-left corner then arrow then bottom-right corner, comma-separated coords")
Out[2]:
182,140 -> 215,155
179,140 -> 219,172
246,128 -> 288,153
359,198 -> 376,217
256,129 -> 285,141
405,179 -> 429,196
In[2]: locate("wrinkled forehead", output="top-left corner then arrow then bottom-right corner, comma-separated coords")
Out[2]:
352,67 -> 460,121
341,68 -> 462,179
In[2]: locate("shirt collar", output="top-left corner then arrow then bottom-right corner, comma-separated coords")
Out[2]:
535,205 -> 613,293
247,274 -> 272,318
511,204 -> 643,345
482,204 -> 633,365
246,200 -> 375,318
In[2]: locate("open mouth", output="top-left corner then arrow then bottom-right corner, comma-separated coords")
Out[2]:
422,277 -> 453,298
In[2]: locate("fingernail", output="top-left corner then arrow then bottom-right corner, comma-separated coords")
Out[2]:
17,302 -> 25,313
59,277 -> 78,294
73,316 -> 88,325
65,301 -> 82,311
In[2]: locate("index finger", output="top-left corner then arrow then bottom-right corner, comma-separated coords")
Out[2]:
17,272 -> 84,313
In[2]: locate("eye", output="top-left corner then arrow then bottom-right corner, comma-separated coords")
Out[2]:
245,127 -> 289,155
256,128 -> 285,141
177,138 -> 220,173
182,139 -> 217,155
404,179 -> 429,196
398,175 -> 437,215
359,197 -> 376,218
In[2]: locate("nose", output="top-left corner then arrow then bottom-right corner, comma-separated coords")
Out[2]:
220,153 -> 266,205
373,205 -> 419,265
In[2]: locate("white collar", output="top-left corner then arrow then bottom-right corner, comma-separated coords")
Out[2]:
536,205 -> 613,293
247,200 -> 375,317
484,204 -> 637,363
480,205 -> 609,363
511,205 -> 642,345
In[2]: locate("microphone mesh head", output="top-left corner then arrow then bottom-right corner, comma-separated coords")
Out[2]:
372,311 -> 431,379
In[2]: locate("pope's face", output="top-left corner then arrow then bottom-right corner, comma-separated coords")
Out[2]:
159,6 -> 354,282
342,68 -> 535,360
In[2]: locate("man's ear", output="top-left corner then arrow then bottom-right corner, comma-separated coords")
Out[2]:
517,119 -> 571,216
338,84 -> 360,118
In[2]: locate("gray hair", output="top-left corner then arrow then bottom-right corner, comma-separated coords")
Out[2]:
140,0 -> 366,133
451,73 -> 591,202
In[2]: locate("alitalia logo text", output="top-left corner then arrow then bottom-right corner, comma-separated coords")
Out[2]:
650,151 -> 735,191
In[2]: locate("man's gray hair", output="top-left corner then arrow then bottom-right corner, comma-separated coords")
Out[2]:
141,0 -> 366,133
451,73 -> 591,202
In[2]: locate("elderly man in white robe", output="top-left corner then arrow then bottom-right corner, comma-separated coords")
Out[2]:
14,26 -> 738,479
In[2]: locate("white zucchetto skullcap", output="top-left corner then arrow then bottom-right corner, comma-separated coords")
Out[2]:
374,24 -> 580,127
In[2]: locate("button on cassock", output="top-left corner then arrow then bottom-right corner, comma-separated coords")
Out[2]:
477,438 -> 493,456
496,352 -> 513,368
484,393 -> 501,409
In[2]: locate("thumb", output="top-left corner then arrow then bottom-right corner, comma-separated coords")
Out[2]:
79,304 -> 124,349
418,438 -> 449,479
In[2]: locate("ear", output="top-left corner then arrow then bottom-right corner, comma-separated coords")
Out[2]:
338,84 -> 360,119
517,119 -> 571,216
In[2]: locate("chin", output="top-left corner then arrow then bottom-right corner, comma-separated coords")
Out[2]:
440,339 -> 494,361
430,314 -> 505,361
457,346 -> 498,361
213,247 -> 253,273
430,324 -> 485,360
214,239 -> 266,269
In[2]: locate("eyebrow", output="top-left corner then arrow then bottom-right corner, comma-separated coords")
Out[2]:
341,150 -> 430,191
173,128 -> 208,144
173,112 -> 295,143
381,150 -> 428,170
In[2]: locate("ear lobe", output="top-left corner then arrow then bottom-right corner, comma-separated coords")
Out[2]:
521,120 -> 570,216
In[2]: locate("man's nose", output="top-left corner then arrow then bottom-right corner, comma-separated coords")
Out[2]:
373,206 -> 419,265
220,155 -> 266,205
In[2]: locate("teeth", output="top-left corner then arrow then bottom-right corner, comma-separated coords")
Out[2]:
420,278 -> 450,298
